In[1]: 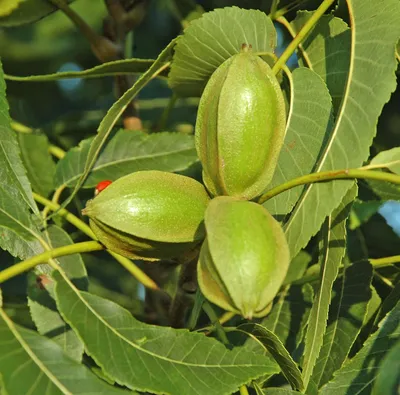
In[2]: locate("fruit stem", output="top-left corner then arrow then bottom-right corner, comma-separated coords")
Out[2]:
258,168 -> 400,204
272,0 -> 336,74
0,241 -> 104,284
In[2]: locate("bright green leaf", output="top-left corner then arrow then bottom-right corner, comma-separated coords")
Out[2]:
283,0 -> 400,259
264,67 -> 332,219
169,6 -> 276,97
320,300 -> 400,395
53,271 -> 279,395
370,147 -> 400,174
54,129 -> 198,188
291,12 -> 350,116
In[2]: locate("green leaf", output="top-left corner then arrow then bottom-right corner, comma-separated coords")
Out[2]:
302,185 -> 357,388
0,60 -> 37,214
372,338 -> 400,395
238,323 -> 304,391
264,67 -> 332,218
28,225 -> 88,362
246,284 -> 314,358
283,250 -> 312,285
349,201 -> 382,230
54,129 -> 198,188
0,0 -> 74,27
169,7 -> 276,97
283,0 -> 400,259
370,147 -> 400,174
53,271 -> 279,395
320,300 -> 400,395
262,389 -> 301,395
0,308 -> 131,395
0,0 -> 22,17
5,58 -> 161,82
309,261 -> 373,392
372,279 -> 400,331
63,39 -> 176,211
18,132 -> 56,197
365,179 -> 400,201
0,60 -> 44,258
291,12 -> 350,115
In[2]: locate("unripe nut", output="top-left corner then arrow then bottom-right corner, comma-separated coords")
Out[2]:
197,196 -> 290,319
195,49 -> 286,200
83,171 -> 210,260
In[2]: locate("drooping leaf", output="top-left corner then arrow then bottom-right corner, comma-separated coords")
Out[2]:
62,39 -> 176,211
320,300 -> 400,395
54,129 -> 198,188
309,261 -> 373,392
18,132 -> 56,197
369,147 -> 400,174
302,185 -> 357,388
0,0 -> 74,27
264,67 -> 332,218
169,7 -> 277,97
5,58 -> 162,82
0,308 -> 131,395
372,338 -> 400,395
283,0 -> 400,259
238,323 -> 304,391
0,61 -> 43,258
28,225 -> 88,362
53,271 -> 279,395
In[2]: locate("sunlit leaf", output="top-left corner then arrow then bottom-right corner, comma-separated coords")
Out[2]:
169,6 -> 277,97
264,67 -> 332,218
283,0 -> 400,259
370,147 -> 400,174
53,271 -> 279,395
